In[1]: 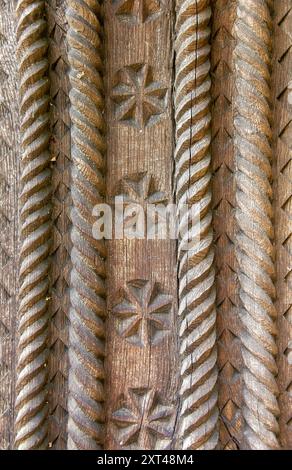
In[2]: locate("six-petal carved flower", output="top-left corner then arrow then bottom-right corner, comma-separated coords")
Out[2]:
114,172 -> 168,205
111,280 -> 172,346
112,0 -> 164,24
112,388 -> 174,449
111,64 -> 168,129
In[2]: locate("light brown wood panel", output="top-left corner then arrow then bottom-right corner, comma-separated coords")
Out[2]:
104,0 -> 179,450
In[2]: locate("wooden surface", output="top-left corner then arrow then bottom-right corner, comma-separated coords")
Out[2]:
233,0 -> 279,450
175,0 -> 218,450
66,0 -> 107,449
0,0 -> 18,450
211,0 -> 245,450
0,0 -> 291,450
46,0 -> 71,450
273,0 -> 292,450
15,0 -> 52,449
104,0 -> 178,450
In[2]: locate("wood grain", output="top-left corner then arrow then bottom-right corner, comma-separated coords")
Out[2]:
211,0 -> 245,450
15,0 -> 52,450
174,0 -> 218,450
0,0 -> 19,450
66,0 -> 107,450
273,0 -> 292,450
233,0 -> 280,450
46,0 -> 71,450
104,0 -> 178,450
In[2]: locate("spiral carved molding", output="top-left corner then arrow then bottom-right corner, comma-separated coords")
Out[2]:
175,0 -> 218,450
15,0 -> 52,449
233,0 -> 280,449
66,0 -> 107,449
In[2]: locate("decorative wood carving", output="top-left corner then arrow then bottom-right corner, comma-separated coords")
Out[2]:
111,387 -> 174,449
0,0 -> 18,450
0,0 -> 290,452
66,0 -> 106,450
273,0 -> 292,450
105,0 -> 178,450
211,0 -> 244,450
233,0 -> 280,450
111,64 -> 168,128
111,0 -> 165,24
46,0 -> 71,450
15,0 -> 52,450
174,0 -> 218,450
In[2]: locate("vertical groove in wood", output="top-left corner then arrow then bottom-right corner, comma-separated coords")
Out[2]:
273,0 -> 292,450
0,0 -> 18,450
46,0 -> 70,450
233,0 -> 280,449
211,0 -> 245,450
174,0 -> 218,450
15,0 -> 52,450
104,0 -> 178,450
66,0 -> 107,450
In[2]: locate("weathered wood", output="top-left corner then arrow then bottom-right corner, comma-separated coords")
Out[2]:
174,0 -> 218,450
273,0 -> 292,450
0,0 -> 19,450
46,0 -> 71,450
66,0 -> 107,450
15,0 -> 52,450
211,0 -> 245,450
233,0 -> 279,449
104,0 -> 178,450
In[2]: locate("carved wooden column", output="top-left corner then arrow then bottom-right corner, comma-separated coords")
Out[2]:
0,0 -> 19,450
104,0 -> 178,450
15,0 -> 52,449
233,0 -> 280,449
66,0 -> 107,450
174,0 -> 218,450
273,0 -> 292,450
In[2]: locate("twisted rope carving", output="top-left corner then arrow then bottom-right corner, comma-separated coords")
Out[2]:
66,0 -> 106,450
175,0 -> 218,450
15,0 -> 51,449
233,0 -> 280,449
